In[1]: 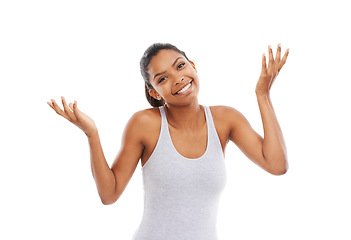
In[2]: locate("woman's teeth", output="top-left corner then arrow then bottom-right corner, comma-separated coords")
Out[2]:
177,82 -> 191,94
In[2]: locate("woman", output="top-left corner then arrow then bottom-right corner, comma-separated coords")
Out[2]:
48,43 -> 289,239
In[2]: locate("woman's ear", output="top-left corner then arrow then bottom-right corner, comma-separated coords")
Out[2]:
149,89 -> 162,100
190,61 -> 197,72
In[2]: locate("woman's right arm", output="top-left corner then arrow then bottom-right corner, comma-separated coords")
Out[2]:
48,97 -> 143,205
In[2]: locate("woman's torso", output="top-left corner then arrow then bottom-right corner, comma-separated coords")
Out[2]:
133,105 -> 227,240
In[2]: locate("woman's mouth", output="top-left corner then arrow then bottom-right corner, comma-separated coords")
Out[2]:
174,81 -> 192,95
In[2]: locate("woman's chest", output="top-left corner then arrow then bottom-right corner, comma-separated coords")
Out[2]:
141,118 -> 230,167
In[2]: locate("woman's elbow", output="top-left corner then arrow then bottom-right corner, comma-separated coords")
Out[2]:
101,197 -> 118,205
266,158 -> 289,176
269,167 -> 288,176
100,192 -> 119,205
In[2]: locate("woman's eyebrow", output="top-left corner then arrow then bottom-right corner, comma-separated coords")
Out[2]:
153,71 -> 166,81
153,57 -> 184,81
171,57 -> 183,67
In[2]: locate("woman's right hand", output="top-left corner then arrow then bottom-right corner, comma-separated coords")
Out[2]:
47,97 -> 98,137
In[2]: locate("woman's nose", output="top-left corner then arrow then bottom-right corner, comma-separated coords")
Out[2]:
175,77 -> 184,85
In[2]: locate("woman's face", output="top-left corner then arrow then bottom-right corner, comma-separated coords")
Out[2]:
148,49 -> 199,107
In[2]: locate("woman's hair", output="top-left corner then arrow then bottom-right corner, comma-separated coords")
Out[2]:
140,43 -> 190,107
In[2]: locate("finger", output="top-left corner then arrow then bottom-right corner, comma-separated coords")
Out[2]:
268,45 -> 274,68
72,101 -> 83,121
261,53 -> 267,72
47,101 -> 55,110
273,44 -> 282,73
69,101 -> 80,121
50,99 -> 64,114
68,102 -> 74,111
276,43 -> 282,61
278,48 -> 289,72
50,99 -> 71,121
61,96 -> 77,122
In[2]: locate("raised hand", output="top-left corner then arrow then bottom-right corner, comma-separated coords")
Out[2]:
47,97 -> 98,137
255,44 -> 289,96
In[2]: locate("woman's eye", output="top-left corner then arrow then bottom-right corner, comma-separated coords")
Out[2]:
159,76 -> 167,83
177,62 -> 185,69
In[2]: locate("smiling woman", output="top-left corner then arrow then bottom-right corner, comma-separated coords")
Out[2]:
146,48 -> 200,108
140,43 -> 194,107
47,42 -> 289,240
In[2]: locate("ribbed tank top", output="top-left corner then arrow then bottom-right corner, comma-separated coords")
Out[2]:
132,106 -> 226,240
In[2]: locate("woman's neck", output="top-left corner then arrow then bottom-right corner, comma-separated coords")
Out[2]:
164,100 -> 205,130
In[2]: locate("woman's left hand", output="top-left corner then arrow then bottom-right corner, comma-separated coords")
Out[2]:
255,44 -> 289,96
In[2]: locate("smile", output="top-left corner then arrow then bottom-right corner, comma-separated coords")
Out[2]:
175,81 -> 192,95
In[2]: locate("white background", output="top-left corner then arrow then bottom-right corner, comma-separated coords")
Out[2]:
1,0 -> 350,239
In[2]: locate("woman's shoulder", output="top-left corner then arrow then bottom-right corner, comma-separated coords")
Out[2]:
124,107 -> 161,136
130,107 -> 161,123
209,105 -> 242,117
205,105 -> 245,144
208,105 -> 247,127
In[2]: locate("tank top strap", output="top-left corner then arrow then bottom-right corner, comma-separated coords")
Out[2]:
158,106 -> 167,126
203,106 -> 216,136
203,106 -> 223,154
157,106 -> 169,142
203,106 -> 213,126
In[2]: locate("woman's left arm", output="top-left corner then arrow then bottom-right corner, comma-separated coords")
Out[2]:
225,44 -> 289,175
255,44 -> 289,175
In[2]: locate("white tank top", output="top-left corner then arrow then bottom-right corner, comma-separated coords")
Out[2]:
133,106 -> 227,240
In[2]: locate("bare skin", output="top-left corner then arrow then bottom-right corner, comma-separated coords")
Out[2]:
48,44 -> 289,205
